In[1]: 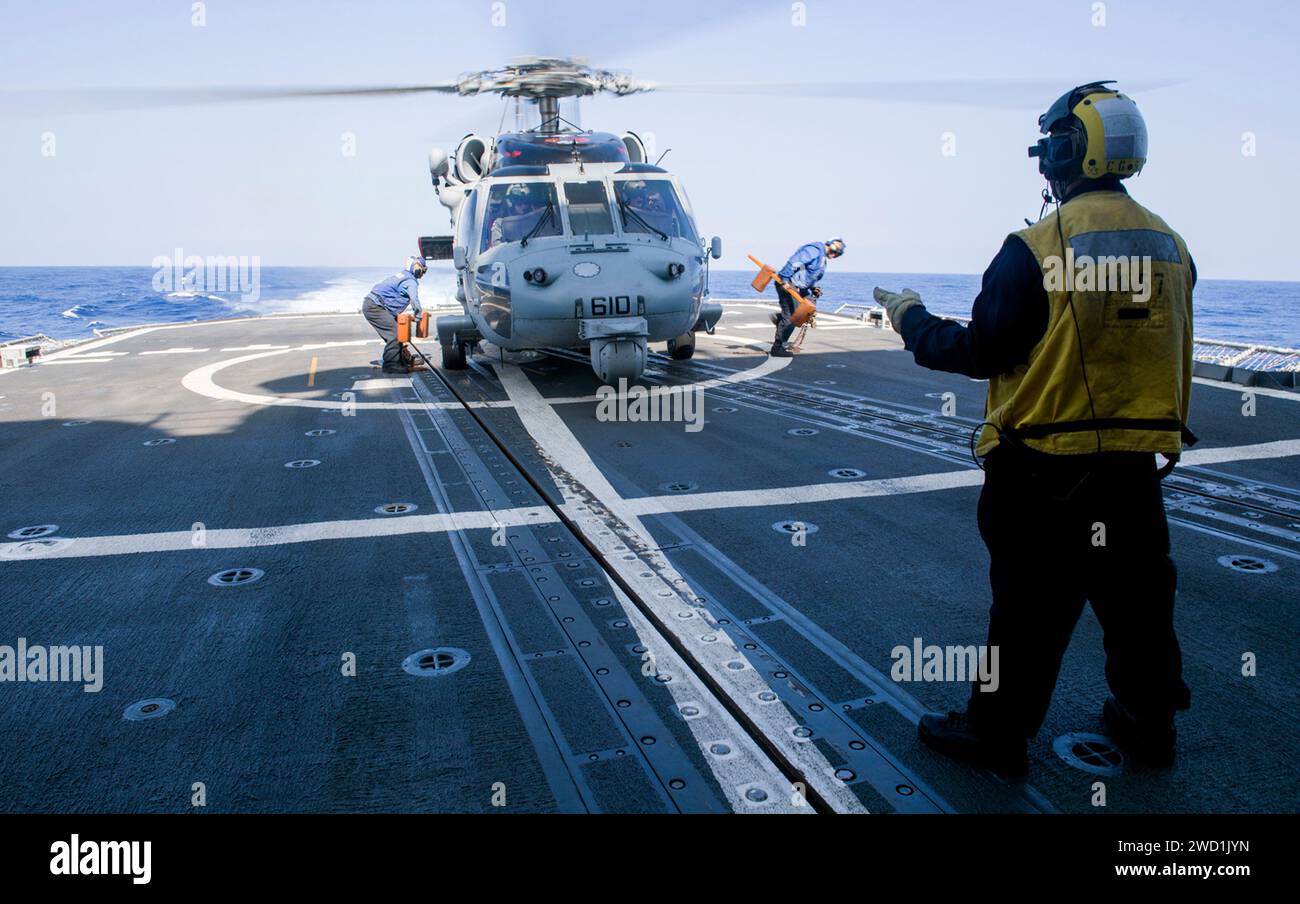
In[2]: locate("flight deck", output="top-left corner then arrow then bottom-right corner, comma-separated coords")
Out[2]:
1,302 -> 1295,814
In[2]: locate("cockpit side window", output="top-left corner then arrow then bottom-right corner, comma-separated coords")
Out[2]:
456,188 -> 478,253
562,181 -> 616,236
481,182 -> 561,250
613,179 -> 697,242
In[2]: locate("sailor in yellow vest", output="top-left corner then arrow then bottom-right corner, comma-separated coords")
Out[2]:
873,82 -> 1195,776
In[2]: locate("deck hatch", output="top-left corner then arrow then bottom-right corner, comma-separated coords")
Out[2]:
402,647 -> 471,677
1216,554 -> 1279,574
207,567 -> 265,587
1053,732 -> 1127,776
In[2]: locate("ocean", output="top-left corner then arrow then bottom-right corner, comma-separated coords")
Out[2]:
2,266 -> 1297,349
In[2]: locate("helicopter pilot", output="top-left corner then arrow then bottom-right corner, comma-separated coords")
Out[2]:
362,256 -> 427,374
488,184 -> 546,248
619,181 -> 679,237
770,237 -> 845,357
625,182 -> 668,213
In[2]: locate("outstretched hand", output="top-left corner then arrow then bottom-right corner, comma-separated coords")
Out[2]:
873,287 -> 924,335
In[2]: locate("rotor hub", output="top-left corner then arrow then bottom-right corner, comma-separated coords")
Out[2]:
456,57 -> 651,99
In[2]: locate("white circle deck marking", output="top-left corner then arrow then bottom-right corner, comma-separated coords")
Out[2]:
183,338 -> 788,410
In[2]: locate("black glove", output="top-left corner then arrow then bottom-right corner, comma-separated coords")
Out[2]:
809,286 -> 823,299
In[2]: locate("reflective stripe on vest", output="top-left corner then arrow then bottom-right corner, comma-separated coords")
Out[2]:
979,190 -> 1194,457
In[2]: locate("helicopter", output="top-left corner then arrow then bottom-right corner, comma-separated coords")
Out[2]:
313,58 -> 1174,384
416,58 -> 723,384
18,44 -> 1181,386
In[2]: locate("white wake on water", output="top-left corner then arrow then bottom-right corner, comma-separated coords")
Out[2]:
164,292 -> 227,302
229,273 -> 460,317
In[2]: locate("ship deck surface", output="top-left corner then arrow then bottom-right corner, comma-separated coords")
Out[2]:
1,303 -> 1295,813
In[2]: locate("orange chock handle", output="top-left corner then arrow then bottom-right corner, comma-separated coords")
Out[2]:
748,254 -> 776,293
749,254 -> 809,307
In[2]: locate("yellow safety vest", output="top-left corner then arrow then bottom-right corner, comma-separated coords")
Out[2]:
978,190 -> 1194,457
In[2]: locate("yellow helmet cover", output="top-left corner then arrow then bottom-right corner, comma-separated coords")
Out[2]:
1072,90 -> 1148,178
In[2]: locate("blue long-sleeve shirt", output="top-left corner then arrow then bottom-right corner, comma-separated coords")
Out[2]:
899,235 -> 1049,379
777,242 -> 829,291
900,186 -> 1195,379
368,272 -> 423,318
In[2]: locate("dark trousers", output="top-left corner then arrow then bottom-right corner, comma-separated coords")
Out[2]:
774,284 -> 798,346
362,298 -> 406,371
966,445 -> 1191,740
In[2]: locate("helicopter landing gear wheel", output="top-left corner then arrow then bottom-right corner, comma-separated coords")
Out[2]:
590,336 -> 647,384
440,341 -> 469,371
666,331 -> 696,361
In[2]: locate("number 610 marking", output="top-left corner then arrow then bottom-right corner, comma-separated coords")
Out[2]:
590,295 -> 632,316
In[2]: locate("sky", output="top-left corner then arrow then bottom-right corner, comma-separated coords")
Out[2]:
1,0 -> 1297,280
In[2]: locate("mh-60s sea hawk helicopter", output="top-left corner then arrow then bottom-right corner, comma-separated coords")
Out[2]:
29,51 -> 1169,385
417,58 -> 723,384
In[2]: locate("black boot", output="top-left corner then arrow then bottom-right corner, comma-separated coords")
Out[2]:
769,342 -> 793,358
1102,697 -> 1176,768
918,710 -> 1029,777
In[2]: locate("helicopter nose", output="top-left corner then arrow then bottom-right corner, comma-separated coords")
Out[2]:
504,246 -> 700,338
513,250 -> 698,298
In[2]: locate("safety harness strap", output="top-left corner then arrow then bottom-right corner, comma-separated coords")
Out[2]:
1003,418 -> 1199,447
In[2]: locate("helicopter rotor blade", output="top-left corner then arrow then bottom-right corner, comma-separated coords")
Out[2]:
644,78 -> 1184,109
2,83 -> 464,114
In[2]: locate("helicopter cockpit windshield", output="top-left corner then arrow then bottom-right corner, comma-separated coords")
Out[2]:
482,182 -> 561,250
477,174 -> 699,252
612,179 -> 697,242
562,181 -> 616,235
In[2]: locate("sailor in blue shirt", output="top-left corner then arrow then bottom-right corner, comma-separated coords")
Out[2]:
363,257 -> 427,373
771,237 -> 845,357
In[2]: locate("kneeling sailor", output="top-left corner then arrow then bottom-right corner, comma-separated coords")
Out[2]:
363,256 -> 427,374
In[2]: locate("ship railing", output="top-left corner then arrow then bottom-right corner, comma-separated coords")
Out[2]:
1193,338 -> 1300,373
827,303 -> 1300,374
0,333 -> 76,355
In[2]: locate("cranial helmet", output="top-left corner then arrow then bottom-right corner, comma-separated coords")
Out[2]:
1029,81 -> 1148,183
407,255 -> 428,278
825,237 -> 846,256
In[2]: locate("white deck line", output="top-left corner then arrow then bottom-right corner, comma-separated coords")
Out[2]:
0,507 -> 559,561
5,312 -> 358,371
625,468 -> 987,515
1180,438 -> 1300,466
36,358 -> 117,365
1192,377 -> 1300,401
8,435 -> 1299,563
